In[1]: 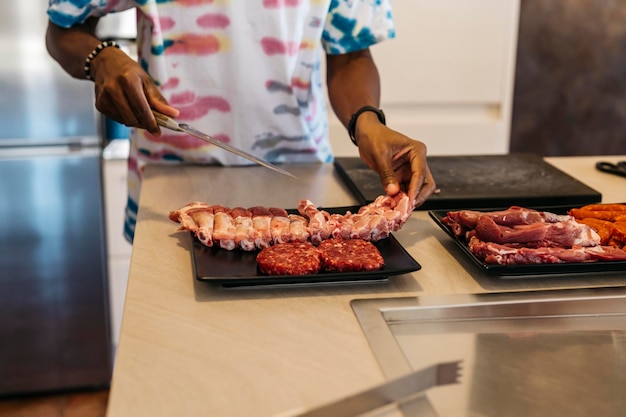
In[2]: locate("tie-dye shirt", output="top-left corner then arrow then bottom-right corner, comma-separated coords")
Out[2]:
48,0 -> 395,242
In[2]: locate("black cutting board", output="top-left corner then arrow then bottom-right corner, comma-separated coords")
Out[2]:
334,154 -> 602,210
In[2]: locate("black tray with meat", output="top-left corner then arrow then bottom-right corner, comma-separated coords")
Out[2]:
191,206 -> 421,288
429,205 -> 626,277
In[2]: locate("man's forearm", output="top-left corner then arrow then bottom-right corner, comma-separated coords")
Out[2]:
46,18 -> 102,80
326,49 -> 381,129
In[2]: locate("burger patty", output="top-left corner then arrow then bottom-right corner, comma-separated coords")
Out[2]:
318,238 -> 385,272
256,242 -> 322,275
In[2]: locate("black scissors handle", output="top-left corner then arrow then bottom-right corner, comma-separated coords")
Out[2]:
596,161 -> 626,178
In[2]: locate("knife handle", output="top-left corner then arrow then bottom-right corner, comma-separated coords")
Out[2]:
153,110 -> 182,131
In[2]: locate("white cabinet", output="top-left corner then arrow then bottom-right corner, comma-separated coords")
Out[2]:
102,140 -> 132,353
329,0 -> 520,157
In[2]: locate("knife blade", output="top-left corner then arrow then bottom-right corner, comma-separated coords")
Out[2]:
291,361 -> 462,417
153,111 -> 298,179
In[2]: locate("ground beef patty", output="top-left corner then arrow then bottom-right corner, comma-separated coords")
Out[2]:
317,238 -> 385,272
256,242 -> 322,275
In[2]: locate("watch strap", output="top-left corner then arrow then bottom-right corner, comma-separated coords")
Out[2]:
347,106 -> 386,146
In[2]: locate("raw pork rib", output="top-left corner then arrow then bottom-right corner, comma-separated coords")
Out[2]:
169,193 -> 415,251
442,206 -> 626,265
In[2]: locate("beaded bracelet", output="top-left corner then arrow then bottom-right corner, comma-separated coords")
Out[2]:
84,40 -> 120,81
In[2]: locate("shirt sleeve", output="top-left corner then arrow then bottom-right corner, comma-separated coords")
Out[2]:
322,0 -> 396,55
47,0 -> 135,28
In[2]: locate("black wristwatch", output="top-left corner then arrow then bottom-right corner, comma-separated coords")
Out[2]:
347,106 -> 386,146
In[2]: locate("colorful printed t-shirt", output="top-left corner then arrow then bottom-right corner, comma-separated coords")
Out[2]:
48,0 -> 395,242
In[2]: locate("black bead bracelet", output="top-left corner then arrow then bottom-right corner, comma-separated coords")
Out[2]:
84,40 -> 120,81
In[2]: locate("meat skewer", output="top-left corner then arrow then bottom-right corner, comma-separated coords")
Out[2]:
231,207 -> 255,251
249,206 -> 273,249
169,192 -> 414,251
212,205 -> 237,251
297,199 -> 331,245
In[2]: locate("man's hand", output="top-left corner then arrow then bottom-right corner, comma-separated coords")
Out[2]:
45,19 -> 178,135
90,49 -> 178,135
354,112 -> 437,207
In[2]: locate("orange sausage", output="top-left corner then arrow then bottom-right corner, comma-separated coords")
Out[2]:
569,208 -> 626,221
611,222 -> 626,244
577,204 -> 626,212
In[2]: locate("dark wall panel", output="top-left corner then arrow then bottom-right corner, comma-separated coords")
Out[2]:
510,0 -> 626,156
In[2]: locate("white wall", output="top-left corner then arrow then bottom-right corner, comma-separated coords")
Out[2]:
329,0 -> 521,157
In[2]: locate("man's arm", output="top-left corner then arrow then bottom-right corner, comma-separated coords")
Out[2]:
326,48 -> 381,129
45,19 -> 177,133
325,50 -> 437,207
45,17 -> 103,79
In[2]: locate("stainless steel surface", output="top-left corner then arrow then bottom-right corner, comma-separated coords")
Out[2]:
0,3 -> 98,143
153,111 -> 298,179
293,362 -> 461,417
0,149 -> 112,395
351,288 -> 626,417
0,1 -> 111,396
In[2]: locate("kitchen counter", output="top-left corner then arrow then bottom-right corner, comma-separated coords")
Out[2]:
105,155 -> 626,417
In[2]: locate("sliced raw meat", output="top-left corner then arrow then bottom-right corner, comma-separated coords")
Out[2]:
469,236 -> 626,265
474,215 -> 600,247
442,206 -> 570,238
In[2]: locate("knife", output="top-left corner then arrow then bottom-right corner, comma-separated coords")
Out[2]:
152,111 -> 298,179
291,361 -> 462,417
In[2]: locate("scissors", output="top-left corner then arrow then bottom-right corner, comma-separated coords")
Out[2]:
595,161 -> 626,178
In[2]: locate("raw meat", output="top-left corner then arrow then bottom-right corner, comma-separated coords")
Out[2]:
169,192 -> 415,251
442,205 -> 626,265
474,215 -> 600,247
469,236 -> 626,265
317,238 -> 384,272
256,242 -> 322,275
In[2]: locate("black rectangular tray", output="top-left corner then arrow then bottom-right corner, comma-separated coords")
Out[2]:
429,205 -> 626,277
191,206 -> 421,288
334,154 -> 602,210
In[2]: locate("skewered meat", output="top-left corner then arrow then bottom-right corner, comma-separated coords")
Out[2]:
212,206 -> 237,250
168,202 -> 214,247
249,206 -> 273,249
231,207 -> 255,251
170,192 -> 415,251
269,208 -> 291,245
297,199 -> 331,244
287,214 -> 310,243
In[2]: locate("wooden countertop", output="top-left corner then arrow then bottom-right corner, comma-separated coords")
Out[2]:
105,155 -> 626,417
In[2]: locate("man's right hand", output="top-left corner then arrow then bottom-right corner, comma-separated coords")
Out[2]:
89,49 -> 178,135
46,19 -> 178,135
